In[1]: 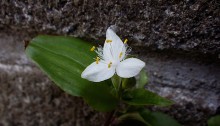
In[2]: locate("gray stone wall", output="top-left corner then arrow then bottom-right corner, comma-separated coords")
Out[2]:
0,0 -> 219,126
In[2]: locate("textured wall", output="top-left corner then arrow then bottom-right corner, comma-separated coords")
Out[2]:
0,0 -> 220,126
0,0 -> 219,54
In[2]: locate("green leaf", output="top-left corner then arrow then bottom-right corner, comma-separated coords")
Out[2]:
137,70 -> 148,88
122,89 -> 173,106
139,109 -> 181,126
82,81 -> 118,111
122,77 -> 136,89
25,35 -> 118,111
117,112 -> 151,126
117,108 -> 180,126
208,115 -> 220,126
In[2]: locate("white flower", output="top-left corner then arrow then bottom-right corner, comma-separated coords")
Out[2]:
81,27 -> 145,82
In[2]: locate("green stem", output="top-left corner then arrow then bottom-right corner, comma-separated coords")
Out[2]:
111,74 -> 122,98
117,81 -> 123,99
106,75 -> 123,126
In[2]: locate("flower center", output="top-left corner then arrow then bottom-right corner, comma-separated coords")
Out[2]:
108,62 -> 112,68
119,52 -> 123,58
90,46 -> 96,51
124,39 -> 128,44
106,40 -> 112,43
95,57 -> 100,64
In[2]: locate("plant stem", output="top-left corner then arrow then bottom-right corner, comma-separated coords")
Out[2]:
105,76 -> 123,126
117,80 -> 122,99
104,110 -> 115,126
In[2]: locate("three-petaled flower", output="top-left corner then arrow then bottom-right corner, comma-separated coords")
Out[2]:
81,27 -> 145,82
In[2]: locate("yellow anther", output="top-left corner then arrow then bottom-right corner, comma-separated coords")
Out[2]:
90,46 -> 96,51
124,39 -> 128,44
95,57 -> 100,64
106,40 -> 112,43
108,62 -> 112,68
119,52 -> 123,58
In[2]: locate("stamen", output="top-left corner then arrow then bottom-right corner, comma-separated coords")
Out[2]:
119,52 -> 123,58
108,62 -> 112,68
124,39 -> 128,44
95,57 -> 100,64
90,46 -> 95,51
106,40 -> 112,43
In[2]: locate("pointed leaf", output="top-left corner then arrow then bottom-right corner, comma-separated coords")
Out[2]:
139,109 -> 181,126
122,89 -> 173,106
25,35 -> 118,111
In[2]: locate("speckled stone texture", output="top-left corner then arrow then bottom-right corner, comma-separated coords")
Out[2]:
0,0 -> 219,126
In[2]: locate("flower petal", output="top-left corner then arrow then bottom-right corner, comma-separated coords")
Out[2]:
81,61 -> 115,82
103,28 -> 126,62
116,58 -> 145,78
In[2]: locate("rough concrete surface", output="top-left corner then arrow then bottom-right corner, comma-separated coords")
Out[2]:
0,0 -> 220,126
0,0 -> 219,54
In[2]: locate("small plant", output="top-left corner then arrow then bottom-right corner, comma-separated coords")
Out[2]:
25,27 -> 181,126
